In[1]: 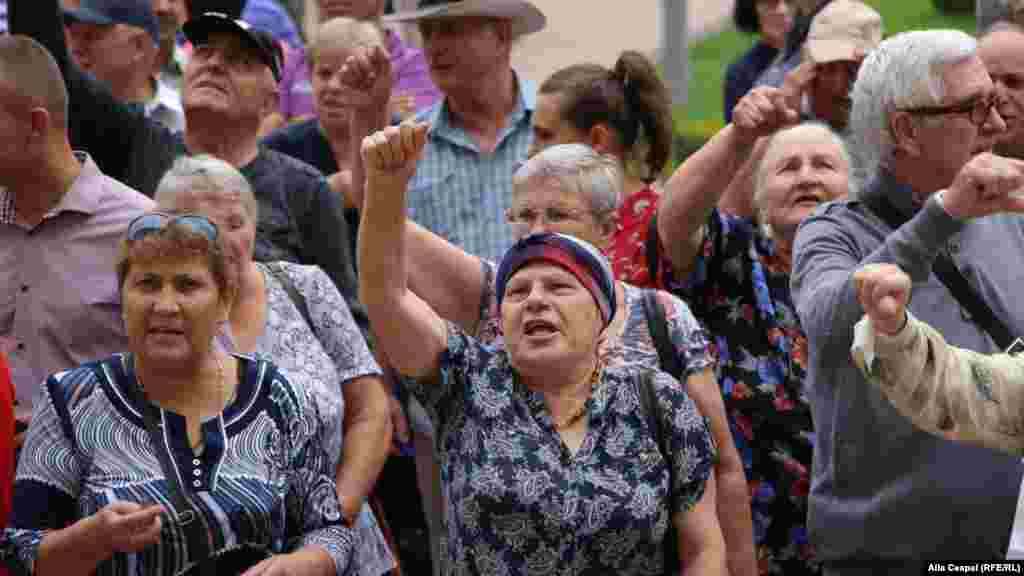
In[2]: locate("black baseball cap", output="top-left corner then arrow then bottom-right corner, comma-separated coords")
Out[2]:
182,12 -> 283,82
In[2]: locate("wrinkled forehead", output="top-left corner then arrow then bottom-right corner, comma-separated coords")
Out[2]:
764,126 -> 848,167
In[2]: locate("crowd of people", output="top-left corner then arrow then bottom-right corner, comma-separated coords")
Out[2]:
4,0 -> 1024,574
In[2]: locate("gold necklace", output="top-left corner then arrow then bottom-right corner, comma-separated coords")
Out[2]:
552,364 -> 601,430
136,353 -> 228,413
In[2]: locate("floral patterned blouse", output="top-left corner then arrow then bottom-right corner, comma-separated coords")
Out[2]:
1,353 -> 352,576
607,186 -> 660,289
247,262 -> 394,576
658,209 -> 817,575
406,323 -> 717,575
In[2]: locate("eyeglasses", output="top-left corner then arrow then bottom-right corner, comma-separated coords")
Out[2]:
127,213 -> 220,242
506,207 -> 595,231
899,95 -> 999,126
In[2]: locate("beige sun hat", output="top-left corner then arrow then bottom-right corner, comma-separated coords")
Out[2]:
803,0 -> 883,64
383,0 -> 546,37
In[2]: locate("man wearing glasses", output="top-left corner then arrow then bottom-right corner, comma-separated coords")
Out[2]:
791,30 -> 1024,574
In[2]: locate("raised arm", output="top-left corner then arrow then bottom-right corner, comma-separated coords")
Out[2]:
341,46 -> 486,334
853,263 -> 1024,456
657,82 -> 799,280
792,153 -> 1024,359
358,122 -> 448,380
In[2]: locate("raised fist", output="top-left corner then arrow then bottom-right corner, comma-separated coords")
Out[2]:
339,44 -> 393,113
361,121 -> 430,191
942,152 -> 1024,220
853,263 -> 912,336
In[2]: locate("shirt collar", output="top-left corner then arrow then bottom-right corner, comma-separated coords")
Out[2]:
427,71 -> 536,150
146,77 -> 184,116
0,152 -> 105,225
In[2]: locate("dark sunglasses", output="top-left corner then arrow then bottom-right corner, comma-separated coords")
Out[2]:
126,213 -> 220,242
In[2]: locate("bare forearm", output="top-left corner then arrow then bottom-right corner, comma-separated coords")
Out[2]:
404,222 -> 485,333
716,468 -> 757,576
659,125 -> 755,268
337,377 -> 392,516
35,517 -> 109,576
717,137 -> 768,219
349,109 -> 391,212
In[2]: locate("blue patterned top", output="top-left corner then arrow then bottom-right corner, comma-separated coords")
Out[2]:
406,75 -> 535,261
0,354 -> 353,575
407,323 -> 716,575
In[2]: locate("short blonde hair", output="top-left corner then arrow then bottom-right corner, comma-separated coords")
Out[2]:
307,17 -> 386,69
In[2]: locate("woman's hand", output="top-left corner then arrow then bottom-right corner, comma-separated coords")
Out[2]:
853,263 -> 912,336
361,122 -> 430,194
240,547 -> 335,576
90,502 -> 164,555
340,44 -> 393,115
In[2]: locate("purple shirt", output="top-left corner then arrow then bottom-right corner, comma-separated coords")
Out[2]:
278,28 -> 442,120
0,154 -> 155,420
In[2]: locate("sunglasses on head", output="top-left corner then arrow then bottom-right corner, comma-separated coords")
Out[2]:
126,213 -> 220,242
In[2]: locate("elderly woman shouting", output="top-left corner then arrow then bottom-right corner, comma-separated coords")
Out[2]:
149,155 -> 395,576
358,123 -> 727,575
0,215 -> 350,575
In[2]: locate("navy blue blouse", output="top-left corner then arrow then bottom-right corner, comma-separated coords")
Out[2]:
723,42 -> 780,122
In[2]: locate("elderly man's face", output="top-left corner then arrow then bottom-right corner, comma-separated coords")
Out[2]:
809,59 -> 860,131
501,262 -> 604,376
906,56 -> 1004,192
317,0 -> 383,21
979,29 -> 1024,156
419,16 -> 509,95
758,125 -> 850,242
183,32 -> 275,123
67,23 -> 150,92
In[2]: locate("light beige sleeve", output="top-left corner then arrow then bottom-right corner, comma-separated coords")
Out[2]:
852,312 -> 1024,457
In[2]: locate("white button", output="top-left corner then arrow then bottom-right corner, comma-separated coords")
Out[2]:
192,459 -> 201,465
193,469 -> 201,476
193,480 -> 201,487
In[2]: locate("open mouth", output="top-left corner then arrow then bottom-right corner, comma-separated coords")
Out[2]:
523,319 -> 558,338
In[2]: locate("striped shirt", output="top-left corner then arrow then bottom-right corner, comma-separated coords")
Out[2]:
406,74 -> 535,261
1,353 -> 354,575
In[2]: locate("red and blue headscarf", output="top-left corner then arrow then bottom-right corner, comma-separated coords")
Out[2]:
495,233 -> 617,328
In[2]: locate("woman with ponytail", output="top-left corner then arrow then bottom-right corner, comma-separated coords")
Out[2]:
529,51 -> 674,289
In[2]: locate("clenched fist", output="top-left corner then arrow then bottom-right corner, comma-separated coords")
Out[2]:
361,121 -> 430,192
853,263 -> 912,336
339,44 -> 392,114
942,153 -> 1024,220
731,62 -> 812,143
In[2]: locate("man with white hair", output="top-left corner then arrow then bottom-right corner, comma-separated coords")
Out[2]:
791,30 -> 1024,572
979,21 -> 1024,159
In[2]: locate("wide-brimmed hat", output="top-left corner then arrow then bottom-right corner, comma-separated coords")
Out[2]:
384,0 -> 546,37
183,12 -> 284,82
803,0 -> 882,65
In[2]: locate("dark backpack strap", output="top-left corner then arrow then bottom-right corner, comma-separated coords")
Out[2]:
862,195 -> 1016,350
263,262 -> 314,329
645,212 -> 661,285
642,289 -> 684,380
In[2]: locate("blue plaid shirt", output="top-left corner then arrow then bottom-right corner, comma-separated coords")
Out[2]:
406,74 -> 535,261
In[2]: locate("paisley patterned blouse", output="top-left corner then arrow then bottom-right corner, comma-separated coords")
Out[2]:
0,353 -> 352,576
658,209 -> 818,575
406,323 -> 717,575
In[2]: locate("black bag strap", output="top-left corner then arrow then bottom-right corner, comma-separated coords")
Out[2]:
263,262 -> 314,329
862,194 -> 1016,350
646,212 -> 661,285
114,357 -> 213,564
642,289 -> 684,380
637,370 -> 679,574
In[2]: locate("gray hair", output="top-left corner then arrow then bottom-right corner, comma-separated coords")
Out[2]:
754,122 -> 854,235
154,155 -> 258,220
847,30 -> 978,182
512,144 -> 623,220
